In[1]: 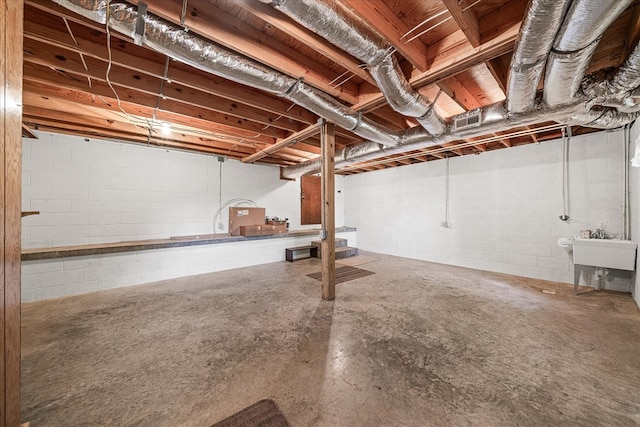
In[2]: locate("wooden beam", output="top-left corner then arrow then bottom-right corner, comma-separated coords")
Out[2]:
342,0 -> 430,71
236,0 -> 375,85
526,126 -> 539,144
22,79 -> 278,145
23,16 -> 316,125
437,76 -> 482,111
22,50 -> 301,137
485,54 -> 511,96
128,0 -> 360,104
1,0 -> 24,424
354,23 -> 519,112
243,122 -> 321,163
22,124 -> 38,139
494,132 -> 512,147
321,121 -> 336,301
442,0 -> 481,48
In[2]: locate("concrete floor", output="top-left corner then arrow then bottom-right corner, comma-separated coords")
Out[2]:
21,251 -> 640,426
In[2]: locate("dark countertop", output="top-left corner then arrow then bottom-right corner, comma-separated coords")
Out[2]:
22,227 -> 357,261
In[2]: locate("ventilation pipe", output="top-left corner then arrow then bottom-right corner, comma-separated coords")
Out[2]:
258,0 -> 447,136
54,0 -> 640,180
54,0 -> 401,147
582,42 -> 640,113
506,0 -> 572,113
543,0 -> 633,107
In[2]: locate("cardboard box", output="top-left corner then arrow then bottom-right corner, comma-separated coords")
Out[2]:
261,224 -> 276,235
229,207 -> 265,236
274,224 -> 287,234
239,225 -> 262,237
266,219 -> 287,226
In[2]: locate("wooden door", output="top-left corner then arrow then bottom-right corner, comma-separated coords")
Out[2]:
301,175 -> 321,224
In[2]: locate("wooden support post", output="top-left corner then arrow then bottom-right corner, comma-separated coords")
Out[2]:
320,120 -> 335,301
1,0 -> 24,425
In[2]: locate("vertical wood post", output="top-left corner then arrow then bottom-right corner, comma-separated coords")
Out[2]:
1,0 -> 24,425
321,120 -> 335,301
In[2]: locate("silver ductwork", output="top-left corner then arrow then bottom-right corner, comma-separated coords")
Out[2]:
582,42 -> 640,110
55,0 -> 639,180
506,0 -> 572,114
54,0 -> 401,147
543,0 -> 633,107
565,108 -> 640,129
283,101 -> 594,178
259,0 -> 447,136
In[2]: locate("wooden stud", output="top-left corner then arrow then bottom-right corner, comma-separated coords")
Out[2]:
1,0 -> 24,424
243,123 -> 321,163
127,0 -> 360,104
442,0 -> 481,48
236,0 -> 376,85
353,24 -> 519,112
320,121 -> 336,301
342,0 -> 430,71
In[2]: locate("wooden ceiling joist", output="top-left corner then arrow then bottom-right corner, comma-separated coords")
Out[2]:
354,23 -> 519,112
20,0 -> 638,171
342,0 -> 430,72
127,0 -> 361,104
442,0 -> 481,48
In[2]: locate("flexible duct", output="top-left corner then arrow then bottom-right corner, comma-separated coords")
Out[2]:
543,0 -> 633,107
54,0 -> 640,179
283,101 -> 590,178
582,42 -> 640,111
506,0 -> 572,114
259,0 -> 447,135
54,0 -> 400,146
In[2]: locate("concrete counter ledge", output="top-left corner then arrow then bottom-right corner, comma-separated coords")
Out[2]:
21,227 -> 357,261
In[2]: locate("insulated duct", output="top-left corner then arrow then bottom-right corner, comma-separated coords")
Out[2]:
54,0 -> 400,147
259,0 -> 447,136
506,0 -> 572,113
582,42 -> 640,112
54,0 -> 640,180
283,101 -> 590,178
543,0 -> 633,107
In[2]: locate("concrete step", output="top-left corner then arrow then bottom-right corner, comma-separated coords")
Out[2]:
315,246 -> 358,260
311,238 -> 348,248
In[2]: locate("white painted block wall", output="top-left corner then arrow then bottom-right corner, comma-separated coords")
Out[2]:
22,131 -> 348,301
22,230 -> 356,301
630,120 -> 640,307
345,129 -> 630,290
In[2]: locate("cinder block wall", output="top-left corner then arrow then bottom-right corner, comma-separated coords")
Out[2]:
630,120 -> 640,307
22,131 -> 345,248
21,131 -> 348,301
345,129 -> 630,291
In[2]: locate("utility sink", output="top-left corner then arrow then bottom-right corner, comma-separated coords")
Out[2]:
572,238 -> 637,270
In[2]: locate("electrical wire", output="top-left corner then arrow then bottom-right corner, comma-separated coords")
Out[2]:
104,0 -> 140,130
404,0 -> 483,44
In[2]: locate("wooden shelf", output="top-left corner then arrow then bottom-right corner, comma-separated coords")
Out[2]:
22,227 -> 356,261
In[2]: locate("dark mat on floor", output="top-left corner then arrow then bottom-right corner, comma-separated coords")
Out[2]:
211,399 -> 290,427
307,265 -> 375,284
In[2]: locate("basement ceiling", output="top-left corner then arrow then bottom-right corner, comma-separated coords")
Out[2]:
22,0 -> 640,175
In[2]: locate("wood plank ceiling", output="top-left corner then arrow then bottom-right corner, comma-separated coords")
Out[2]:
22,0 -> 640,175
